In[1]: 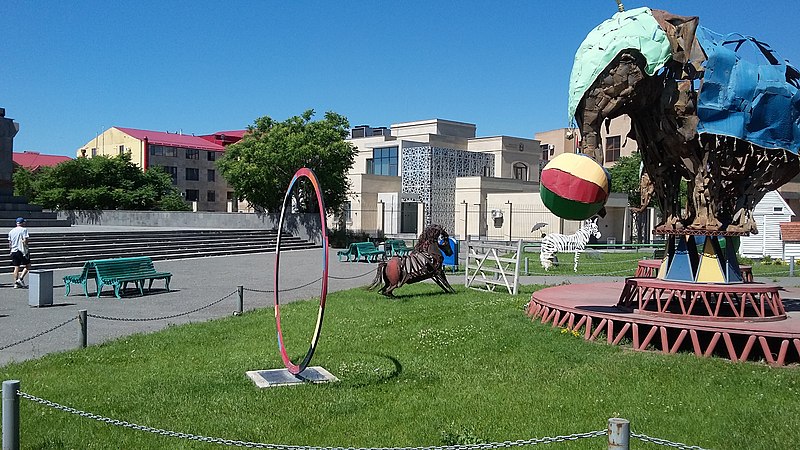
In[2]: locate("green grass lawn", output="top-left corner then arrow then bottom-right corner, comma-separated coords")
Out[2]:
2,284 -> 799,449
518,250 -> 796,278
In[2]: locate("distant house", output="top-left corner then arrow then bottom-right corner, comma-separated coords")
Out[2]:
13,151 -> 71,171
740,191 -> 794,259
76,127 -> 246,212
779,222 -> 800,262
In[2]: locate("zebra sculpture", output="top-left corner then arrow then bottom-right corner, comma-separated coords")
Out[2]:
540,218 -> 600,272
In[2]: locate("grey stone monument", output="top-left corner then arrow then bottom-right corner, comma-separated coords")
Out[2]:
0,108 -> 19,196
0,108 -> 70,226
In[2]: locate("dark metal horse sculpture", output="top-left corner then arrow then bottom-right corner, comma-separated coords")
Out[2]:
369,224 -> 456,297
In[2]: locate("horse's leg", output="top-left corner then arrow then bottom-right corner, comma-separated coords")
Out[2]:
433,271 -> 456,293
573,250 -> 580,272
369,263 -> 386,291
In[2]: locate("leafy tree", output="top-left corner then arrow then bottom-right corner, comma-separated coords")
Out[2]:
17,154 -> 189,211
609,151 -> 690,242
609,152 -> 649,243
12,167 -> 36,199
217,110 -> 356,213
608,152 -> 645,209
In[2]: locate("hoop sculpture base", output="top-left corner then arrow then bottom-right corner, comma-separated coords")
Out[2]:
246,366 -> 338,389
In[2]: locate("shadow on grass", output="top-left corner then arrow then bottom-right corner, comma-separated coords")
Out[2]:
342,352 -> 403,388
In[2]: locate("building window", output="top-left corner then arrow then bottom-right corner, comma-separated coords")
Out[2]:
207,190 -> 216,202
91,148 -> 97,157
513,163 -> 528,181
185,189 -> 199,201
118,145 -> 125,155
227,191 -> 235,201
366,146 -> 398,176
150,145 -> 177,157
186,148 -> 199,159
540,144 -> 554,161
207,169 -> 215,182
185,168 -> 199,181
162,166 -> 178,184
207,151 -> 216,161
605,136 -> 621,163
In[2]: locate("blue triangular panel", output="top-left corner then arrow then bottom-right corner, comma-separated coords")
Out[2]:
724,237 -> 744,283
665,236 -> 696,282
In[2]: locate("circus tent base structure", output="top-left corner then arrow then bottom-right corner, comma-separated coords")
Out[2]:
526,281 -> 800,366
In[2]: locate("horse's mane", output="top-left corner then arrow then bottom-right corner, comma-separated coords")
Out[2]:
415,224 -> 446,252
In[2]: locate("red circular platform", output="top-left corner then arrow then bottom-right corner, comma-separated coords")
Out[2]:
527,282 -> 800,366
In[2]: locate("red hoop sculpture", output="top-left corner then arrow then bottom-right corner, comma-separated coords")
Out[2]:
274,168 -> 329,375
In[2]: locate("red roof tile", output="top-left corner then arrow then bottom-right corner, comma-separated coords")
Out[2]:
115,127 -> 225,152
13,151 -> 72,170
780,222 -> 800,241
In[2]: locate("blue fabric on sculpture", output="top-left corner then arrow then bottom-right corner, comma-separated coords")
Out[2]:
696,27 -> 800,153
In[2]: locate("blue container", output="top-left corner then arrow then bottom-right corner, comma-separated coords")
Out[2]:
441,237 -> 459,272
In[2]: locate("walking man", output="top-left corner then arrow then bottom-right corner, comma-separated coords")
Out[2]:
9,217 -> 30,288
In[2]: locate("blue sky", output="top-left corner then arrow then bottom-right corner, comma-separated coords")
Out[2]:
3,0 -> 799,157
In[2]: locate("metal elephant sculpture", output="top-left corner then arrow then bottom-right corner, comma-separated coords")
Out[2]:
570,6 -> 800,235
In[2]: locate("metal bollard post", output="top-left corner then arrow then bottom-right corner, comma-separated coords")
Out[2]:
3,380 -> 20,450
608,417 -> 630,450
524,257 -> 529,275
791,256 -> 795,277
79,310 -> 87,349
236,285 -> 244,316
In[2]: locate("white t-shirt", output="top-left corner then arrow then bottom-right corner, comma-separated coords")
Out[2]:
9,227 -> 29,255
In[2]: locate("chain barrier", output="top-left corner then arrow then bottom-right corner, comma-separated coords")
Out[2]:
243,276 -> 323,294
0,316 -> 78,351
329,268 -> 376,280
16,389 -> 605,449
87,290 -> 238,322
632,432 -> 710,450
243,268 -> 376,294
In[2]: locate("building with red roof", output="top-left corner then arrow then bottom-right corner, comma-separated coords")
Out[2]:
13,151 -> 72,171
76,127 -> 245,212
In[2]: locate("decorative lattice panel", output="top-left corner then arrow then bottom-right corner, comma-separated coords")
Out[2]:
401,146 -> 493,232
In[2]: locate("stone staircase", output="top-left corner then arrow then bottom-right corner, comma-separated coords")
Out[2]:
1,229 -> 318,274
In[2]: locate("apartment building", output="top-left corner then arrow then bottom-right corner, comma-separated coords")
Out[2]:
76,127 -> 244,211
535,115 -> 638,169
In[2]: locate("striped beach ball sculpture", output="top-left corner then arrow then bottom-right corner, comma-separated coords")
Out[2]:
540,153 -> 611,220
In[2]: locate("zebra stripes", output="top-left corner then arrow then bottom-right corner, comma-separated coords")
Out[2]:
540,218 -> 601,272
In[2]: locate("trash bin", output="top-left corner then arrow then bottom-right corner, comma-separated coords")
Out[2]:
441,237 -> 459,272
29,270 -> 54,307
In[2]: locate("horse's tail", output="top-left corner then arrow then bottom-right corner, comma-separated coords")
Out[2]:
368,262 -> 386,291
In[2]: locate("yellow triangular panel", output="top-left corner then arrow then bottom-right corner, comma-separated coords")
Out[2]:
657,256 -> 669,279
696,238 -> 725,283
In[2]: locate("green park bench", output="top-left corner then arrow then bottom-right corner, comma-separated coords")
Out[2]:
64,256 -> 172,299
353,242 -> 385,262
337,243 -> 357,262
384,239 -> 412,257
63,262 -> 97,297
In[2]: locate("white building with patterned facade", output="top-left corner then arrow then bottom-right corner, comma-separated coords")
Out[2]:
343,118 -> 629,241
